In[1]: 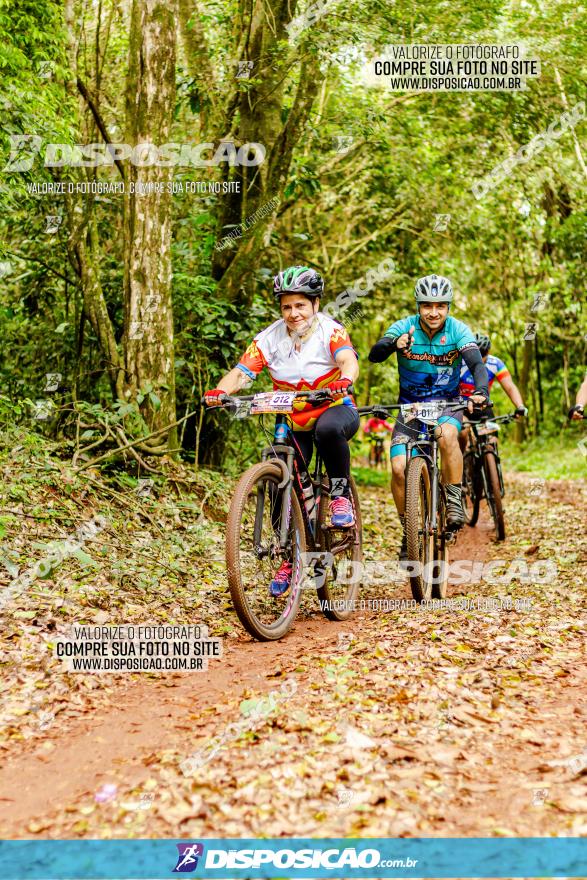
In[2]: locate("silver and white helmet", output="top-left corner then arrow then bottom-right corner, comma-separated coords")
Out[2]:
414,274 -> 453,303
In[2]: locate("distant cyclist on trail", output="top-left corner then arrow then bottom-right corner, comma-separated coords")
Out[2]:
363,416 -> 394,435
368,274 -> 489,559
569,369 -> 587,420
363,415 -> 393,467
458,333 -> 527,449
204,266 -> 360,596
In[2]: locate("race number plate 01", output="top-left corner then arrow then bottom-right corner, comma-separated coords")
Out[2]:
477,421 -> 500,435
402,403 -> 443,424
416,404 -> 443,423
250,391 -> 296,414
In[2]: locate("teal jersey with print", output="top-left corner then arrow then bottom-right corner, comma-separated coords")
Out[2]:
384,314 -> 477,403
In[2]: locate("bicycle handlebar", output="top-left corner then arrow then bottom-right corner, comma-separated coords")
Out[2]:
357,397 -> 484,418
204,385 -> 355,411
465,411 -> 517,425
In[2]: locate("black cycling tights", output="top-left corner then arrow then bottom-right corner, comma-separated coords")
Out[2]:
291,404 -> 360,493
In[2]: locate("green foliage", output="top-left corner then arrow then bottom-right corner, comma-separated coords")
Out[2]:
0,392 -> 28,427
351,464 -> 389,487
501,431 -> 587,480
0,0 -> 76,215
0,0 -> 585,469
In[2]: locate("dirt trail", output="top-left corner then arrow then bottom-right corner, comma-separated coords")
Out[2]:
0,615 -> 377,830
0,475 -> 585,839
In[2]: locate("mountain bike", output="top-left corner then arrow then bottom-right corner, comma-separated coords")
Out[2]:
368,434 -> 386,468
209,389 -> 363,641
461,412 -> 515,541
359,398 -> 473,602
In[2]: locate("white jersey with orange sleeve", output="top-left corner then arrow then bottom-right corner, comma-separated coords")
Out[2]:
236,313 -> 358,430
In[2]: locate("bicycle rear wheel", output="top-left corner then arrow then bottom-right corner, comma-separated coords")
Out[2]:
316,476 -> 363,620
484,450 -> 506,541
462,449 -> 480,526
405,456 -> 434,601
432,484 -> 449,599
226,461 -> 306,640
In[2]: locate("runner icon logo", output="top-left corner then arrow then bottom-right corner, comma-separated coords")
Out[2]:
173,843 -> 205,873
433,213 -> 451,231
336,787 -> 355,808
532,788 -> 549,806
527,477 -> 546,497
337,631 -> 355,651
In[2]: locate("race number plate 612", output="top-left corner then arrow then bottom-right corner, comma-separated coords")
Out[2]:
250,391 -> 296,413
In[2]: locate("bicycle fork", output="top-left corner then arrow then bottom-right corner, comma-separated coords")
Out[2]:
429,447 -> 440,537
258,444 -> 295,551
409,437 -> 440,541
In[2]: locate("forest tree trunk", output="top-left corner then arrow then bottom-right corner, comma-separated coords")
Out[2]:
515,336 -> 534,443
123,0 -> 178,450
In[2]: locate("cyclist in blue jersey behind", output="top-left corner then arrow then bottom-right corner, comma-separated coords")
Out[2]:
368,274 -> 489,559
459,333 -> 527,451
569,370 -> 587,420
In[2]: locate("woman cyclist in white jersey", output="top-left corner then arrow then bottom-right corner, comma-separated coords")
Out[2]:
204,266 -> 360,597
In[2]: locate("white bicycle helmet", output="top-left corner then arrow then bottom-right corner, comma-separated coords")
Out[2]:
414,274 -> 453,302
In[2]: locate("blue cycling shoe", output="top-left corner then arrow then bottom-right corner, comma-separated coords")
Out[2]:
269,561 -> 292,598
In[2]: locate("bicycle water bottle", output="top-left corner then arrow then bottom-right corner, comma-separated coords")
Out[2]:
274,422 -> 288,443
299,469 -> 316,527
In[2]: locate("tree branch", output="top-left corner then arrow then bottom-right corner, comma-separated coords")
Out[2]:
76,76 -> 126,181
75,409 -> 198,472
6,251 -> 77,285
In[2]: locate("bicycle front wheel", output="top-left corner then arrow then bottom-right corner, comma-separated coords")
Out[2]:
226,461 -> 306,640
405,456 -> 434,602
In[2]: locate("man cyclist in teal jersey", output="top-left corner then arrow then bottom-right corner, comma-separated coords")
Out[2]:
458,333 -> 528,451
368,274 -> 489,559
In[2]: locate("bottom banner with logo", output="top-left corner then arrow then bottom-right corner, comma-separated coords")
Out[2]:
0,837 -> 585,879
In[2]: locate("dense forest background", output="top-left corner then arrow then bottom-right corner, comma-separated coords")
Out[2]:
1,0 -> 585,470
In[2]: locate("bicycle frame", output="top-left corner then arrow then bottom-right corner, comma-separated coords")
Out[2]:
359,399 -> 473,540
465,415 -> 513,499
260,421 -> 359,563
260,423 -> 326,550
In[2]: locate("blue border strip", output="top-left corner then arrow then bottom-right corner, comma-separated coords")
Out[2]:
0,837 -> 586,879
